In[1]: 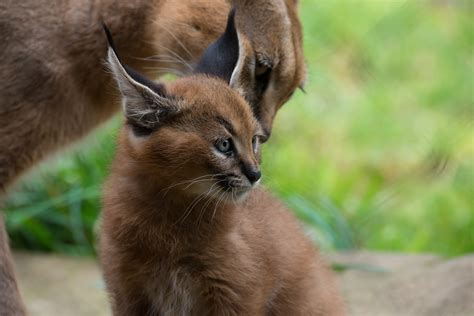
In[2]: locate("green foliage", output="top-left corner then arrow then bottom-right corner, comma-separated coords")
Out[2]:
4,121 -> 118,255
4,0 -> 473,256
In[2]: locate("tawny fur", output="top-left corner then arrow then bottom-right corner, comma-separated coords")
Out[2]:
100,77 -> 344,315
0,0 -> 304,192
0,0 -> 305,314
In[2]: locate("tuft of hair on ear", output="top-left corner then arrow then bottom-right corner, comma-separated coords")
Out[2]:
194,8 -> 239,83
103,24 -> 180,135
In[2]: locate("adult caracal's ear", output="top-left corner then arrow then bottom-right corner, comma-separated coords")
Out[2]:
194,9 -> 239,84
104,25 -> 180,133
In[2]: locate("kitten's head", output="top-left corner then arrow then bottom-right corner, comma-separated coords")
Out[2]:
106,11 -> 263,201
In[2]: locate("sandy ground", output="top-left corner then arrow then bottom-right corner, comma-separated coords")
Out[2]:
13,251 -> 474,316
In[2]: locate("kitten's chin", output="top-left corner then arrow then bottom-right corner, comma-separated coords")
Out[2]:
221,187 -> 252,203
202,187 -> 252,204
187,180 -> 256,203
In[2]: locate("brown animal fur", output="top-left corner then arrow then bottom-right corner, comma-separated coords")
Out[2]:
101,76 -> 344,316
0,0 -> 304,192
0,0 -> 305,314
100,26 -> 343,314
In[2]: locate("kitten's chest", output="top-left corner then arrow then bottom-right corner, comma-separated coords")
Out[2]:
138,226 -> 256,314
143,257 -> 199,316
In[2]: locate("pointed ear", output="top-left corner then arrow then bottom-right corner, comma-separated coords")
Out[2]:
194,9 -> 240,83
104,25 -> 180,133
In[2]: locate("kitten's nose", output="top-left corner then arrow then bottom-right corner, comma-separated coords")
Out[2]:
243,167 -> 261,184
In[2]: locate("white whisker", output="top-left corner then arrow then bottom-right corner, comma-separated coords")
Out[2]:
157,23 -> 194,60
159,174 -> 222,197
197,187 -> 223,229
210,190 -> 226,227
175,179 -> 226,225
152,43 -> 194,72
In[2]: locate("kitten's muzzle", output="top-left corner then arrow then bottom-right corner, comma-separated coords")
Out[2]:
218,171 -> 261,194
220,176 -> 246,190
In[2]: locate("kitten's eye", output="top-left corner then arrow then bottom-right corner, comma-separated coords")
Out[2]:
216,138 -> 233,154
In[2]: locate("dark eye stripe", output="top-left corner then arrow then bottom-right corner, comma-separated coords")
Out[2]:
215,116 -> 236,136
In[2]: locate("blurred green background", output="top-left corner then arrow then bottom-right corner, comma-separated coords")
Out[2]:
4,0 -> 473,256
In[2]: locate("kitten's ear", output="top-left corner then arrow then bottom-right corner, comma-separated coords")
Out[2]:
104,25 -> 179,132
194,9 -> 239,83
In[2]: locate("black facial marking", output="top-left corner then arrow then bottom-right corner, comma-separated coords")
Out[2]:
215,173 -> 239,191
254,54 -> 273,98
194,9 -> 239,83
254,66 -> 272,100
129,122 -> 154,137
215,116 -> 236,136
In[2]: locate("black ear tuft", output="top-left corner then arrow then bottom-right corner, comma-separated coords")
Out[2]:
103,23 -> 117,54
194,9 -> 239,83
102,23 -> 166,95
104,23 -> 180,133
